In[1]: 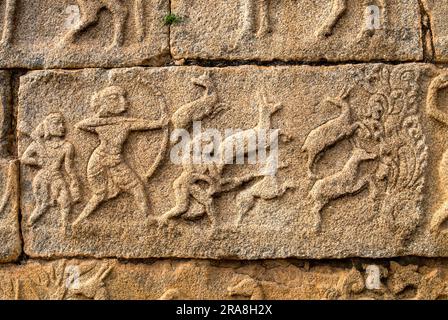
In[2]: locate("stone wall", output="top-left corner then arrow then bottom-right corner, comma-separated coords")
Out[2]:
0,0 -> 448,300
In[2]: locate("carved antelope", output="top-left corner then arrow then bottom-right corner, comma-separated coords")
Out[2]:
302,94 -> 359,179
217,91 -> 282,172
309,147 -> 377,231
171,72 -> 224,130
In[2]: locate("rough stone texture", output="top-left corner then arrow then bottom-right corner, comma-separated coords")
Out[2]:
0,258 -> 448,300
16,63 -> 448,259
0,0 -> 169,68
0,159 -> 21,263
171,0 -> 423,62
422,0 -> 448,62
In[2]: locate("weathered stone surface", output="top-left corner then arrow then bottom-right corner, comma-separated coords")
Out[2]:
0,259 -> 447,300
422,0 -> 448,62
171,0 -> 423,62
0,160 -> 21,263
0,0 -> 169,68
18,63 -> 448,259
0,71 -> 21,263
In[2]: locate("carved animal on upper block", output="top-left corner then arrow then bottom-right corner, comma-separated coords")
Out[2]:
302,96 -> 359,179
309,147 -> 377,231
60,0 -> 129,49
171,72 -> 223,130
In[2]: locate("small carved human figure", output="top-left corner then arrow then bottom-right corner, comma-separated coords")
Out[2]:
73,86 -> 167,226
60,0 -> 128,49
21,113 -> 81,229
0,0 -> 16,46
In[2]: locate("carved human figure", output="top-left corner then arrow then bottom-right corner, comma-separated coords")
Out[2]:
73,86 -> 167,226
427,73 -> 448,233
0,0 -> 16,46
21,113 -> 81,229
60,0 -> 128,49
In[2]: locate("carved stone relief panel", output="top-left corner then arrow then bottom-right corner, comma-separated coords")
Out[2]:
0,0 -> 169,68
18,64 -> 448,259
1,259 -> 448,300
171,0 -> 423,62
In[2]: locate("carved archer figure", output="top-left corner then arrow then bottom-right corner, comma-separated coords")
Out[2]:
60,0 -> 128,49
0,0 -> 16,46
21,113 -> 81,229
73,86 -> 167,226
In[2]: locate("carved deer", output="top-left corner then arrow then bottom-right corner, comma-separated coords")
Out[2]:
309,147 -> 377,231
171,72 -> 223,130
302,95 -> 359,179
217,91 -> 282,173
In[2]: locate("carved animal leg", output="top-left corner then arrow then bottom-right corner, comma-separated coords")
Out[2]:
235,190 -> 256,226
204,199 -> 217,228
241,0 -> 256,36
159,180 -> 190,222
129,182 -> 150,218
1,0 -> 16,45
61,1 -> 101,45
73,193 -> 106,226
134,0 -> 145,42
257,0 -> 271,37
316,0 -> 347,38
306,153 -> 317,180
30,203 -> 50,225
107,0 -> 128,48
310,199 -> 325,232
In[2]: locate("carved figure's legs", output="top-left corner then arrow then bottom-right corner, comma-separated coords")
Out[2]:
30,175 -> 51,225
73,193 -> 106,226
